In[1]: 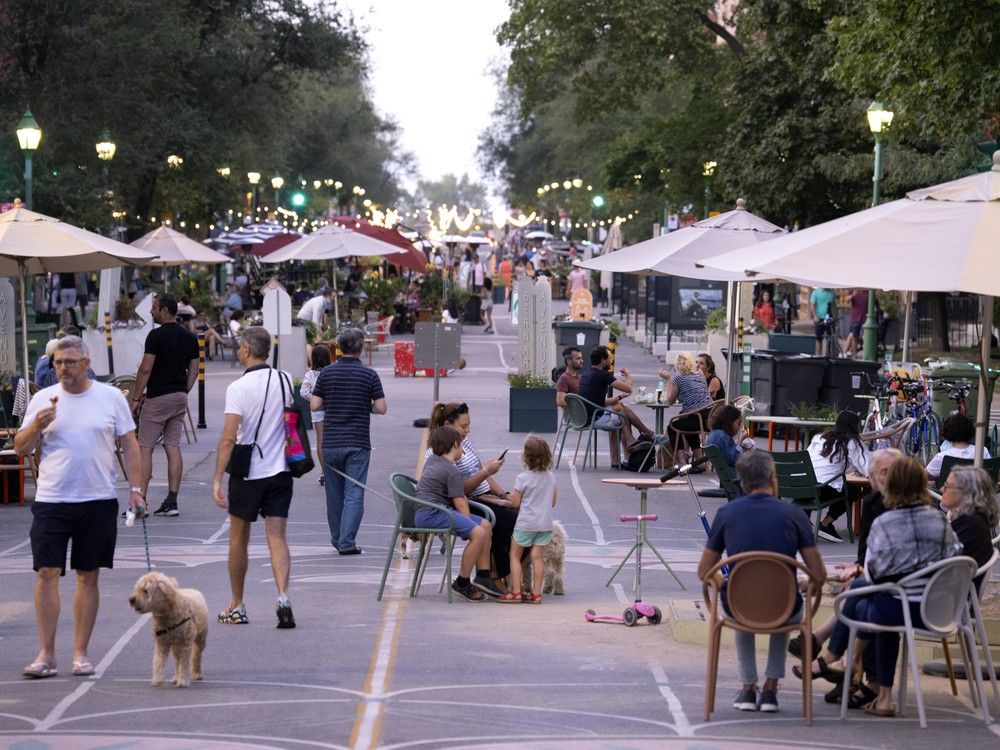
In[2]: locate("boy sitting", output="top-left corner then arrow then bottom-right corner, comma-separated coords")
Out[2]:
415,426 -> 497,601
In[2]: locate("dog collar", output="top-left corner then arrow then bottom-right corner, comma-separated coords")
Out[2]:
155,616 -> 191,637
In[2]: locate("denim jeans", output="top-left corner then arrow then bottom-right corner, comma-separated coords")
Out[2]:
322,447 -> 371,551
735,606 -> 803,685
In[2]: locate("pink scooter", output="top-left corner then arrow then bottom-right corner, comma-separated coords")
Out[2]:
585,513 -> 662,626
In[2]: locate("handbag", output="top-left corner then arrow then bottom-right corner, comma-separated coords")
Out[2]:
279,370 -> 314,478
227,368 -> 271,479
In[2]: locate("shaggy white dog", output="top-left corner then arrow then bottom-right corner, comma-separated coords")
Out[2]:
129,572 -> 208,688
521,520 -> 566,596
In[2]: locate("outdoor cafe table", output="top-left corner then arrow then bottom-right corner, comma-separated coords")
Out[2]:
746,415 -> 835,452
600,477 -> 688,591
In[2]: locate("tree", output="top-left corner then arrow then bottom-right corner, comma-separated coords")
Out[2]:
409,173 -> 489,213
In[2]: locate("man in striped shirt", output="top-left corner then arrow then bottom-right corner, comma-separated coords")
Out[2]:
311,327 -> 387,555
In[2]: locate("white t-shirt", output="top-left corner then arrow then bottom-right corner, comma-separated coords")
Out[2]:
229,319 -> 242,338
925,444 -> 991,478
224,367 -> 293,480
513,469 -> 557,532
22,382 -> 135,503
806,433 -> 869,491
297,295 -> 328,326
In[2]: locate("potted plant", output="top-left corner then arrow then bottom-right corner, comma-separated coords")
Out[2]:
507,372 -> 558,433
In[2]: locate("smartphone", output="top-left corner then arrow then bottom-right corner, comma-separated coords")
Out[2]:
498,448 -> 508,461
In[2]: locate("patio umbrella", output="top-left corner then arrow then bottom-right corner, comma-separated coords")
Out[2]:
703,153 -> 1000,461
330,217 -> 427,273
130,226 -> 229,290
204,222 -> 289,247
0,206 -> 157,402
526,230 -> 554,240
260,223 -> 410,327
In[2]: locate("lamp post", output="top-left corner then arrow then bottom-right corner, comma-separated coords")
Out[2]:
703,161 -> 717,219
271,175 -> 284,211
95,128 -> 117,238
862,101 -> 894,361
16,109 -> 42,209
247,171 -> 261,217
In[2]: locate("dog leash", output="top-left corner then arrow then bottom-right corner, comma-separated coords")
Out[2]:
325,462 -> 395,504
126,502 -> 153,572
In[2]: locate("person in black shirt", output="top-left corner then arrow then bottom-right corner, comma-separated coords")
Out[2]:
132,294 -> 200,517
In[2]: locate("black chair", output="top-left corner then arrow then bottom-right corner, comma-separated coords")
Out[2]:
772,450 -> 854,541
934,454 -> 1000,491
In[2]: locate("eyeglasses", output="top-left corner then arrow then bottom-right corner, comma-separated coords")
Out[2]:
53,358 -> 83,368
941,482 -> 959,491
445,403 -> 469,421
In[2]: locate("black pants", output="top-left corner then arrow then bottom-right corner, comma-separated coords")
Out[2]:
670,408 -> 711,451
471,498 -> 517,579
819,483 -> 848,521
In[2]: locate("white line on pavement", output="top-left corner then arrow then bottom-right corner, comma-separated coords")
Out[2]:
0,539 -> 30,557
570,464 -> 606,545
205,517 -> 230,545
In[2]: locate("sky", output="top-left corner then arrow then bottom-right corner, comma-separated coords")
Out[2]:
337,0 -> 510,197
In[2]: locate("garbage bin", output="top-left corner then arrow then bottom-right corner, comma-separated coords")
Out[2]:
772,355 -> 827,416
553,321 -> 603,364
822,359 -> 882,414
749,351 -> 778,416
925,360 -> 1000,419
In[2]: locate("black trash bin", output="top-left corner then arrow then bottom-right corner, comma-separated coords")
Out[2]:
463,294 -> 482,324
553,321 -> 604,365
749,351 -> 778,416
772,355 -> 827,416
822,359 -> 882,414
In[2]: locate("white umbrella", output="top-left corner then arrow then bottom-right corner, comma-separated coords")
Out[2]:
0,206 -> 157,401
580,199 -> 785,280
440,234 -> 491,246
204,223 -> 288,247
704,153 -> 1000,461
131,226 -> 229,291
525,230 -> 554,240
259,223 -> 407,327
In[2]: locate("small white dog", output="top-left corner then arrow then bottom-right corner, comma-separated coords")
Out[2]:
521,520 -> 567,596
129,572 -> 208,688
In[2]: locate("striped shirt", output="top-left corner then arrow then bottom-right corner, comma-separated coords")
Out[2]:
671,371 -> 713,412
314,356 -> 385,450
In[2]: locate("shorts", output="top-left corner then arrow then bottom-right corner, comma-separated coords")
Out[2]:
513,530 -> 552,547
593,412 -> 625,430
850,322 -> 863,338
481,298 -> 494,312
310,409 -> 324,425
814,320 -> 832,341
414,506 -> 482,540
138,391 -> 190,448
30,499 -> 118,574
227,472 -> 293,522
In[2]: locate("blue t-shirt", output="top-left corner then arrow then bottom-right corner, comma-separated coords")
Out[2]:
578,367 -> 615,420
314,356 -> 385,450
705,429 -> 740,467
810,288 -> 836,319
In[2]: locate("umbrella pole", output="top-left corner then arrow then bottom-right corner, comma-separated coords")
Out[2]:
18,263 -> 31,407
901,290 -> 911,362
974,294 -> 993,466
331,261 -> 339,330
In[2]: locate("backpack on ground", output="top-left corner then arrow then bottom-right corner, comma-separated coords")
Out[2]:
623,439 -> 655,472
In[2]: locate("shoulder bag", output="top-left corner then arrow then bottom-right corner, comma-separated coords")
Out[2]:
278,370 -> 314,478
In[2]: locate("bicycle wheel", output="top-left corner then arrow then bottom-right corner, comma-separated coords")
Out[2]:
926,412 -> 941,459
906,416 -> 922,458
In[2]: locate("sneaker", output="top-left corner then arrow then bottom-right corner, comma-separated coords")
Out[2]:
153,500 -> 179,517
733,686 -> 759,711
451,579 -> 486,602
218,603 -> 249,624
817,525 -> 844,543
338,547 -> 362,556
276,600 -> 296,629
757,688 -> 779,713
472,576 -> 503,598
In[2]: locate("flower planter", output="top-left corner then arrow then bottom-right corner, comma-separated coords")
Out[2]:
509,386 -> 558,433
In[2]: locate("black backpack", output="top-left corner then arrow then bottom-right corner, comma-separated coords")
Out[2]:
623,439 -> 655,472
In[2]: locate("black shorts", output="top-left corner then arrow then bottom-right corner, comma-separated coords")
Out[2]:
814,320 -> 832,341
30,499 -> 118,574
227,472 -> 293,522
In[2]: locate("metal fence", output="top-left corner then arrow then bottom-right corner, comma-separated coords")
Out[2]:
914,294 -> 982,349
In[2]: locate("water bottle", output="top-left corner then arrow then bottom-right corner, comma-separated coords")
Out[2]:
656,379 -> 665,404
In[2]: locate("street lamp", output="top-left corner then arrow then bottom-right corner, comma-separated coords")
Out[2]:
95,128 -> 117,236
16,109 -> 42,209
703,160 -> 717,219
247,171 -> 261,216
862,101 -> 894,361
271,175 -> 284,209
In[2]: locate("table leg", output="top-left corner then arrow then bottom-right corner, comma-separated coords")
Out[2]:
768,422 -> 775,451
605,489 -> 686,590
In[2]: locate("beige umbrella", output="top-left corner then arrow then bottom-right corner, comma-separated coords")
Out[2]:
259,223 -> 408,327
0,207 -> 158,402
131,226 -> 229,290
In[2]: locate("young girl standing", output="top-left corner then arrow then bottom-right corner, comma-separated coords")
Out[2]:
300,343 -> 332,485
499,436 -> 557,603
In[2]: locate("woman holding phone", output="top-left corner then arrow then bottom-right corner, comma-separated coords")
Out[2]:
426,402 -> 518,593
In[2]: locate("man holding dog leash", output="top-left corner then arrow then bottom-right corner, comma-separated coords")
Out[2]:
16,336 -> 144,679
212,326 -> 297,629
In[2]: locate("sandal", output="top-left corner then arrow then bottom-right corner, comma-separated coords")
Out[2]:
72,660 -> 95,677
497,592 -> 522,603
825,681 -> 877,708
218,603 -> 249,624
863,700 -> 895,717
22,661 -> 57,679
788,633 -> 821,659
792,656 -> 844,684
526,593 -> 542,604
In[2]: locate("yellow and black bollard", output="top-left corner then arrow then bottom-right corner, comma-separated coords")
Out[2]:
607,334 -> 617,370
197,333 -> 207,428
104,311 -> 114,376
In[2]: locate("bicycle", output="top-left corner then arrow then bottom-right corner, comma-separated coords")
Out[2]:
819,315 -> 839,358
936,379 -> 972,416
900,380 -> 940,464
854,370 -> 898,434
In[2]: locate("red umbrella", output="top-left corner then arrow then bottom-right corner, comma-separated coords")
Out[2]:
248,232 -> 301,257
331,216 -> 428,273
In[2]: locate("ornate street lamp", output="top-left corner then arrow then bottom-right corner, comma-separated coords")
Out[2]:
703,160 -> 717,219
862,101 -> 894,361
95,128 -> 116,161
16,109 -> 42,209
271,175 -> 284,209
247,171 -> 261,215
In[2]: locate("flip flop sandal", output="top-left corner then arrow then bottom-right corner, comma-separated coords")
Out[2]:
72,661 -> 95,677
497,592 -> 522,603
23,661 -> 58,679
863,700 -> 895,717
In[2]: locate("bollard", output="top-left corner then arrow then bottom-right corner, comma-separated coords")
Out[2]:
196,333 -> 207,429
607,334 -> 617,370
104,311 -> 114,376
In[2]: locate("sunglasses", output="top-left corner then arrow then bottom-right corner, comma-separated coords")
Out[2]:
445,403 -> 469,421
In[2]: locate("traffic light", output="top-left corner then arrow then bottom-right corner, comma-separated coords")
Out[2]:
591,194 -> 605,208
291,191 -> 307,207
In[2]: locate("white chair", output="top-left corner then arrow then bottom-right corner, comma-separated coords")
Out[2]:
835,556 -> 989,729
961,548 -> 1000,708
363,315 -> 394,349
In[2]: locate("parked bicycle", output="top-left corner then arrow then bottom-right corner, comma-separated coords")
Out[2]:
900,380 -> 940,463
936,379 -> 972,416
854,370 -> 899,434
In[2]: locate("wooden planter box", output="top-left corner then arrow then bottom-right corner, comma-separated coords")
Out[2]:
509,387 -> 558,433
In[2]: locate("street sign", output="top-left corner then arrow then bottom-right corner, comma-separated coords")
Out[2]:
414,322 -> 462,403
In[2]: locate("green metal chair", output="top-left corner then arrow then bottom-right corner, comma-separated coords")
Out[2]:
771,450 -> 854,542
379,473 -> 495,603
933,455 -> 1000,492
703,444 -> 744,501
554,393 -> 625,471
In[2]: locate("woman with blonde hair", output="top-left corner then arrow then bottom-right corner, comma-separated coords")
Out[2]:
658,352 -> 714,467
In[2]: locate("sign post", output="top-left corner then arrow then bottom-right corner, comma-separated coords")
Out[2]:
414,322 -> 461,403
